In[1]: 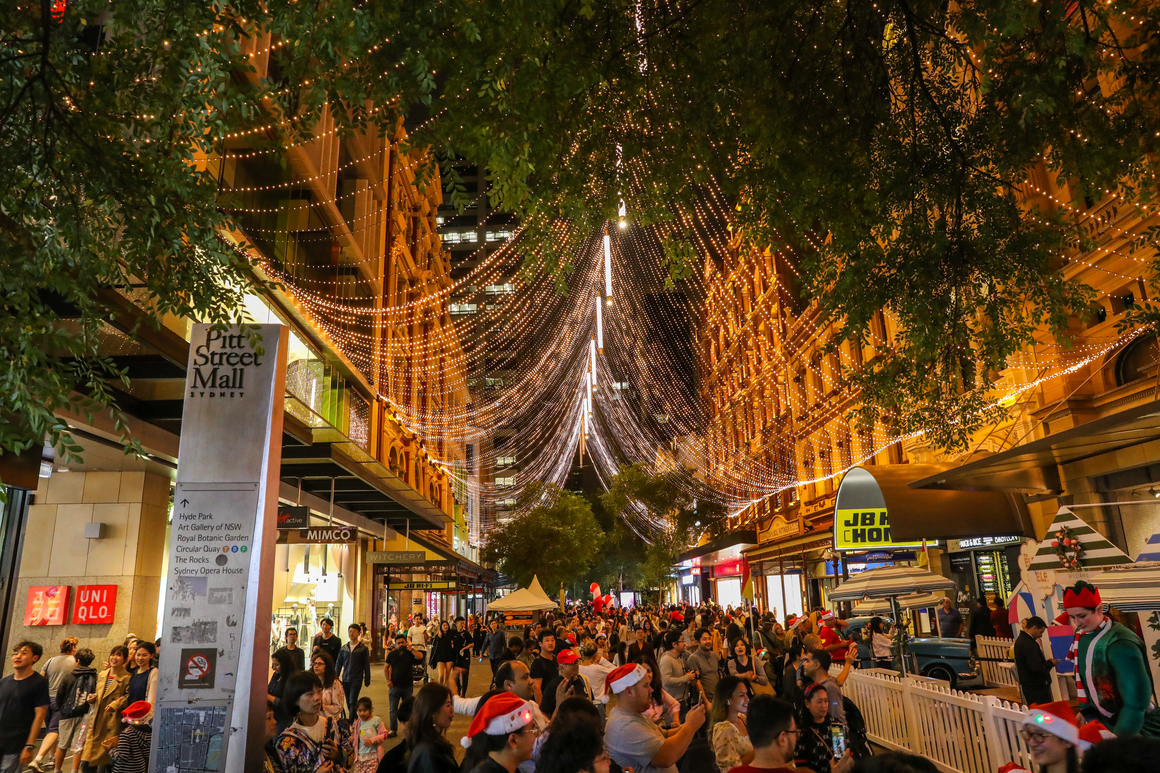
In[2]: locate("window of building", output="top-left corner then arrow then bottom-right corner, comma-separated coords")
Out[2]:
496,498 -> 517,508
495,476 -> 516,487
484,283 -> 515,295
1116,334 -> 1159,386
486,229 -> 515,242
495,456 -> 516,467
442,231 -> 479,244
450,303 -> 478,315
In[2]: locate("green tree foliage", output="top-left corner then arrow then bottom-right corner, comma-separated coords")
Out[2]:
481,483 -> 604,594
574,491 -> 644,600
601,463 -> 729,600
6,0 -> 1160,459
601,463 -> 728,540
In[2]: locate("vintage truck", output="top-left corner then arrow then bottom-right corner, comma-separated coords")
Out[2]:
843,616 -> 984,689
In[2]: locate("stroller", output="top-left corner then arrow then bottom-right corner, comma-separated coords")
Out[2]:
411,647 -> 429,684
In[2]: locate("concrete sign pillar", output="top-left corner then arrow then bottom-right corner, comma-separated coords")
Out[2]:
150,324 -> 288,773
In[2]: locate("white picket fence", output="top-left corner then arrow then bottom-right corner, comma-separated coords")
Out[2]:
975,635 -> 1020,690
842,669 -> 1031,773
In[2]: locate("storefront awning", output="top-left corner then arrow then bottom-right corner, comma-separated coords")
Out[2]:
839,464 -> 1034,543
280,441 -> 450,531
743,530 -> 834,562
379,531 -> 497,584
907,399 -> 1160,494
676,530 -> 757,565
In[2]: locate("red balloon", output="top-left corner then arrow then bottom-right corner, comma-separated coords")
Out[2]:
590,582 -> 601,594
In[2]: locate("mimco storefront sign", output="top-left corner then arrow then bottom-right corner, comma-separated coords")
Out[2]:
150,324 -> 287,773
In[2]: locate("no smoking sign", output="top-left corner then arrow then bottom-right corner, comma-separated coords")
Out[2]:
178,648 -> 217,689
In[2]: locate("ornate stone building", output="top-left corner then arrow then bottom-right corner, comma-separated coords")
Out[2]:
692,166 -> 1160,613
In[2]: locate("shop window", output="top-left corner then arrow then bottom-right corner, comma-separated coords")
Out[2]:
765,574 -> 804,619
1116,334 -> 1159,386
716,577 -> 743,610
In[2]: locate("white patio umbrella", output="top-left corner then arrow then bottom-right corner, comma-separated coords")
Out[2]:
831,566 -> 956,676
852,592 -> 945,617
830,565 -> 957,601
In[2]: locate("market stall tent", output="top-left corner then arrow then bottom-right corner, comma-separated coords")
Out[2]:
528,575 -> 554,604
489,576 -> 558,613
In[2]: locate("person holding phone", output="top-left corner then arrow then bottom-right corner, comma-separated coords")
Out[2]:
709,676 -> 754,772
274,671 -> 353,773
795,684 -> 854,773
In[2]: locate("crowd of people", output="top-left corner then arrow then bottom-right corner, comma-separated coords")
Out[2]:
3,582 -> 1160,773
0,633 -> 158,773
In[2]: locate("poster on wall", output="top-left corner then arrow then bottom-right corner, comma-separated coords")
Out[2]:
24,586 -> 69,626
72,584 -> 117,625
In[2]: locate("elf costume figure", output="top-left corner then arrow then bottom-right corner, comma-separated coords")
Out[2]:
1062,580 -> 1160,737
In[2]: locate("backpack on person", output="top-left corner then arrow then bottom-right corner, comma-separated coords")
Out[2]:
842,695 -> 872,759
59,669 -> 97,720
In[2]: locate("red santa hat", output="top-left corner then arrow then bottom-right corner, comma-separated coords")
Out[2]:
1062,582 -> 1101,610
820,609 -> 835,621
122,701 -> 152,724
1023,702 -> 1082,747
605,663 -> 647,694
1077,721 -> 1114,750
997,764 -> 1032,773
785,614 -> 800,627
460,693 -> 534,748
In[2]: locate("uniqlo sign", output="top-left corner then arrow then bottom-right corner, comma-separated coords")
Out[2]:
72,585 -> 117,624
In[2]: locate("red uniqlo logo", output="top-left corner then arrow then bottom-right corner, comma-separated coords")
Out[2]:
72,585 -> 117,625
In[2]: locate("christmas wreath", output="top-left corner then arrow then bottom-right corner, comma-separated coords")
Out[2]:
1051,526 -> 1085,570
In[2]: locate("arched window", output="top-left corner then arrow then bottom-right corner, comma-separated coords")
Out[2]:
388,447 -> 398,472
1116,334 -> 1159,386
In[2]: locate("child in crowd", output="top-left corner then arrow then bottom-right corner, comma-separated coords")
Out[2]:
351,696 -> 387,773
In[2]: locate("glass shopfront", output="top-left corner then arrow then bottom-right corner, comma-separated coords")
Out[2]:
946,536 -> 1023,605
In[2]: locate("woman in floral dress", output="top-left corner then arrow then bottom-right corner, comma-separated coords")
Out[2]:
275,672 -> 353,773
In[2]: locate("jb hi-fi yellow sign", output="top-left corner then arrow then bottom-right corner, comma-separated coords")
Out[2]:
835,509 -> 924,552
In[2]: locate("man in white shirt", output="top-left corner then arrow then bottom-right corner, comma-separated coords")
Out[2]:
408,614 -> 428,658
658,631 -> 695,705
605,663 -> 704,773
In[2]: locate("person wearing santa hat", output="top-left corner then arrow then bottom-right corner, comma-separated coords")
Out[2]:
604,663 -> 705,773
996,701 -> 1114,773
817,610 -> 848,654
104,700 -> 153,773
459,693 -> 538,773
1062,581 -> 1160,737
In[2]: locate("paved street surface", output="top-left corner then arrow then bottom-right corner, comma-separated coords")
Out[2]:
365,658 -> 494,761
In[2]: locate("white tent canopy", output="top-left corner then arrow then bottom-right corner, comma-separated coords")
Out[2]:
528,575 -> 553,603
488,575 -> 558,612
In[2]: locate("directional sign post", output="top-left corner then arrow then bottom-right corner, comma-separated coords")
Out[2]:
150,324 -> 288,773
